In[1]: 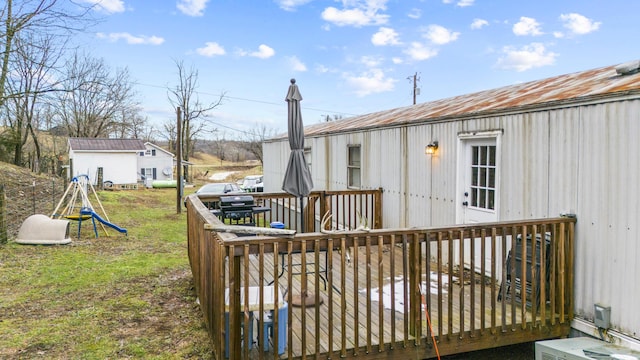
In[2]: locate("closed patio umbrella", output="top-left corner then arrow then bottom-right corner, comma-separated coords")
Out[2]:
282,79 -> 319,307
282,78 -> 313,232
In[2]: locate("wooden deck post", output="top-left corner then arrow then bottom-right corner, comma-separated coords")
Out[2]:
228,251 -> 242,359
408,232 -> 422,338
322,192 -> 331,231
374,188 -> 383,230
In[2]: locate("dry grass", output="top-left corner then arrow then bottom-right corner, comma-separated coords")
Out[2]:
188,152 -> 262,186
0,167 -> 214,359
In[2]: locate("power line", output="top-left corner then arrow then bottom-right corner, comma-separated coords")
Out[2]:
208,121 -> 253,136
134,81 -> 359,117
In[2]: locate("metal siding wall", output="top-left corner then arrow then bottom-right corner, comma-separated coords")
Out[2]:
328,135 -> 352,190
309,136 -> 328,190
548,108 -> 580,216
262,141 -> 286,193
405,126 -> 432,227
499,113 -> 550,220
574,100 -> 640,336
370,129 -> 403,228
427,122 -> 461,227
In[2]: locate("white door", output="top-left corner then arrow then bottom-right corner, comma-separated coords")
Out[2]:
459,136 -> 499,274
461,138 -> 498,223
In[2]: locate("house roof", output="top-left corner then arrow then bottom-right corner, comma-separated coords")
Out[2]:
292,60 -> 640,139
144,142 -> 175,157
69,138 -> 146,152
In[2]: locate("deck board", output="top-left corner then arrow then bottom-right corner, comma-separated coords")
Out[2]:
236,244 -> 543,359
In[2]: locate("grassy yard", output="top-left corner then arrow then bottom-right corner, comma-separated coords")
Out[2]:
0,188 -> 213,359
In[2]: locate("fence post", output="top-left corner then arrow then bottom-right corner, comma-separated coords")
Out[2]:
32,181 -> 36,215
0,184 -> 6,244
322,192 -> 331,231
374,188 -> 383,229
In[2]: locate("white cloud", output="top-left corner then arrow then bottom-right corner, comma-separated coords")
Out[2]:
360,56 -> 383,68
238,44 -> 275,59
316,64 -> 330,73
287,56 -> 307,72
83,0 -> 125,13
404,42 -> 438,61
371,27 -> 401,46
470,18 -> 488,30
513,16 -> 543,36
553,31 -> 564,39
424,24 -> 460,45
443,0 -> 474,7
177,0 -> 209,17
96,32 -> 164,45
560,13 -> 601,35
391,57 -> 403,64
456,0 -> 474,7
196,42 -> 226,57
275,0 -> 312,11
408,8 -> 421,19
496,43 -> 557,72
321,0 -> 390,27
344,68 -> 396,97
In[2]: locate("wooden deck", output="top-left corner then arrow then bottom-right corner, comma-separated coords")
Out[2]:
240,244 -> 567,359
186,190 -> 575,360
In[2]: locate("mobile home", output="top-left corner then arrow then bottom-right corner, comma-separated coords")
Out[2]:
263,60 -> 640,348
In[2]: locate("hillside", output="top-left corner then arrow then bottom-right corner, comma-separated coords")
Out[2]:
0,154 -> 262,241
0,162 -> 64,241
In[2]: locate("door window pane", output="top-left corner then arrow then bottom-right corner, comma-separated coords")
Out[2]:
470,145 -> 496,211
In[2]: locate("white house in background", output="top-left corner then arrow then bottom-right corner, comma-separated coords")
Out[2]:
138,142 -> 175,185
263,60 -> 640,348
68,138 -> 174,186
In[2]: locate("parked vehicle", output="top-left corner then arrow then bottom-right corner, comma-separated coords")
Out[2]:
241,175 -> 263,192
188,182 -> 243,208
197,182 -> 243,196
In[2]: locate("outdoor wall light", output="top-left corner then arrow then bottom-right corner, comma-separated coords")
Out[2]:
425,141 -> 439,155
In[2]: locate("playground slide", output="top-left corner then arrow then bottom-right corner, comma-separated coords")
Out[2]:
80,208 -> 128,235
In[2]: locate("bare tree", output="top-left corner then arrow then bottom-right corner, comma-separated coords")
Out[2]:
2,32 -> 61,168
110,105 -> 150,139
0,0 -> 93,107
167,60 -> 225,177
210,130 -> 227,165
55,51 -> 140,138
160,118 -> 177,154
242,124 -> 277,165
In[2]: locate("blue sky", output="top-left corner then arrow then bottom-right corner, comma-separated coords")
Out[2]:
76,0 -> 640,138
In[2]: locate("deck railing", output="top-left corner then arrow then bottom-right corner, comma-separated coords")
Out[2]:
187,191 -> 575,360
195,189 -> 383,232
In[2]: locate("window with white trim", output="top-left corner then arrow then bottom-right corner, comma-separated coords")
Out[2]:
348,145 -> 361,188
141,167 -> 154,180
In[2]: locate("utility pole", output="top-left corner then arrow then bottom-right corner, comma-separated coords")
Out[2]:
408,72 -> 421,105
176,106 -> 182,214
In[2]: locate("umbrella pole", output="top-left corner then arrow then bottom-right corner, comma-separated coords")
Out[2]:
299,196 -> 304,233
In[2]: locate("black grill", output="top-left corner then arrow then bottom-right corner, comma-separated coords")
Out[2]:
219,195 -> 255,223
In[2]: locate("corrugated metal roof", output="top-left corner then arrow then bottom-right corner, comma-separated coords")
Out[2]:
68,138 -> 146,151
297,61 -> 640,138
